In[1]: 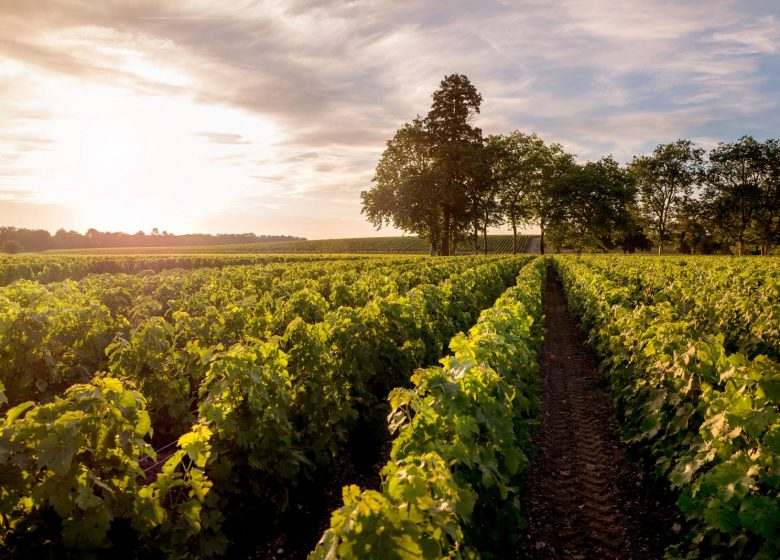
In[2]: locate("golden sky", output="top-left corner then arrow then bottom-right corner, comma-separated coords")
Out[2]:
0,1 -> 778,238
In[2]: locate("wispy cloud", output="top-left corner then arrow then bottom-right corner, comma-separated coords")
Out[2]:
0,0 -> 778,237
196,132 -> 251,145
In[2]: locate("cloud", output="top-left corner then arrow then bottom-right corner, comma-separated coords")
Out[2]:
0,0 -> 778,236
710,15 -> 780,54
196,131 -> 251,144
0,189 -> 41,202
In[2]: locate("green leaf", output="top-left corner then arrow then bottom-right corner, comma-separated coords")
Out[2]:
4,401 -> 34,425
728,408 -> 778,439
38,432 -> 78,476
758,376 -> 780,403
134,411 -> 151,437
762,425 -> 780,454
75,486 -> 103,510
61,506 -> 111,549
738,495 -> 780,538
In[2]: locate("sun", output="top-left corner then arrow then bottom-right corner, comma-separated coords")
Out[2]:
43,90 -> 201,232
25,80 -> 281,235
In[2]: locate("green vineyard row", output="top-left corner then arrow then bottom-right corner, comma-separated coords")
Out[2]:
0,255 -> 532,557
0,253 -> 367,286
312,258 -> 545,559
2,254 -> 776,558
554,255 -> 780,559
0,256 -> 499,412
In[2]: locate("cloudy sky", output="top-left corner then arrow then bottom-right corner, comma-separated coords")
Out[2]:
1,0 -> 778,238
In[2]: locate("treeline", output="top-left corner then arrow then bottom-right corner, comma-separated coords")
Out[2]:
363,74 -> 779,255
0,227 -> 305,253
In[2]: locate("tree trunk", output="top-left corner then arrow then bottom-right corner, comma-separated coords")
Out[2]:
540,222 -> 545,255
440,209 -> 450,256
761,217 -> 776,256
482,213 -> 488,255
511,219 -> 517,255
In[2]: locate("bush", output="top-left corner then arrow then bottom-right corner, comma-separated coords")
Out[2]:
1,240 -> 22,254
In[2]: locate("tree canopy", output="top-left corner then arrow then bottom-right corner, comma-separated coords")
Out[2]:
547,156 -> 636,253
703,136 -> 778,255
628,140 -> 704,254
362,74 -> 780,256
362,74 -> 483,255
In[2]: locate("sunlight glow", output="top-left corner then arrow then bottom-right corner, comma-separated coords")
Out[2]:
16,78 -> 281,233
2,0 -> 776,239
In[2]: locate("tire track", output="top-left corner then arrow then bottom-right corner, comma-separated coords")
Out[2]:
517,265 -> 674,559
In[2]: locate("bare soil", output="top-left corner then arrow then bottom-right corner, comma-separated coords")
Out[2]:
516,266 -> 678,559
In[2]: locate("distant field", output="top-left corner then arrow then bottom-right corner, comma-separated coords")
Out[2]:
45,234 -> 536,255
0,253 -> 367,285
2,235 -> 535,284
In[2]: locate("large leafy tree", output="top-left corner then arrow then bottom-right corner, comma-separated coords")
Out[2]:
362,74 -> 483,256
702,136 -> 768,256
466,138 -> 503,254
425,74 -> 484,256
489,132 -> 547,254
628,139 -> 704,254
548,156 -> 636,253
750,138 -> 780,255
617,211 -> 653,253
675,196 -> 718,255
525,141 -> 576,255
361,118 -> 442,254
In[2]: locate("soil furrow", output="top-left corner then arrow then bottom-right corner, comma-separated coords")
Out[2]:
517,265 -> 675,559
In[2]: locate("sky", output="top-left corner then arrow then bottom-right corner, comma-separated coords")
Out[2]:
0,0 -> 778,239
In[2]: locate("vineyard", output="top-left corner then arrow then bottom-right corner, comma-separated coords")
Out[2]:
0,253 -> 373,286
44,234 -> 535,256
0,254 -> 538,557
0,253 -> 778,559
554,255 -> 780,559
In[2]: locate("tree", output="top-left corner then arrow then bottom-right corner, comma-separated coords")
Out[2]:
0,227 -> 51,252
525,141 -> 576,255
489,132 -> 546,253
54,228 -> 82,250
1,239 -> 22,254
675,197 -> 719,254
703,136 -> 767,256
361,118 -> 443,254
362,74 -> 483,256
425,74 -> 484,256
617,213 -> 653,253
548,156 -> 636,253
467,138 -> 503,254
751,138 -> 780,255
628,139 -> 704,254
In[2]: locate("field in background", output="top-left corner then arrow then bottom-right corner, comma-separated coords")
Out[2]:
43,234 -> 536,255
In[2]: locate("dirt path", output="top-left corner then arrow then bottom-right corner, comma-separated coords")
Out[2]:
517,266 -> 676,559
